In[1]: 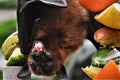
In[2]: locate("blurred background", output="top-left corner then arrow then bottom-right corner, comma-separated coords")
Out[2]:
0,0 -> 96,80
0,0 -> 16,80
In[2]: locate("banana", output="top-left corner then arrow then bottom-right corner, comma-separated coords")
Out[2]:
2,31 -> 19,60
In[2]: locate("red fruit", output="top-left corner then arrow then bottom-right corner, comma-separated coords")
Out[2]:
94,27 -> 120,48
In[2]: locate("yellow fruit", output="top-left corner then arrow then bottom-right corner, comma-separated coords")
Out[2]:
82,65 -> 101,79
2,31 -> 19,60
95,3 -> 120,29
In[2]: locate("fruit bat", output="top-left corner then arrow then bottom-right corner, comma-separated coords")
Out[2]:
17,0 -> 88,79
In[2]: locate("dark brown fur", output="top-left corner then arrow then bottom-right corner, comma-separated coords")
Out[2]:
27,0 -> 88,76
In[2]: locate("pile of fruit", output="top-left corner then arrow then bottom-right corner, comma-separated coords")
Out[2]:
78,0 -> 120,79
1,32 -> 27,66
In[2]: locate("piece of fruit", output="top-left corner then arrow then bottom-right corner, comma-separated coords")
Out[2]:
93,60 -> 120,80
6,47 -> 27,66
82,65 -> 101,79
78,0 -> 117,12
94,27 -> 120,48
95,3 -> 120,29
82,64 -> 120,79
2,31 -> 19,60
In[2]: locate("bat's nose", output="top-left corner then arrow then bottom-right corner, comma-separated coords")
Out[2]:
31,50 -> 50,62
38,51 -> 47,61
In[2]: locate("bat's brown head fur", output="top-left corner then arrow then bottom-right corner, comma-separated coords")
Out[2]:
17,0 -> 88,79
28,0 -> 87,77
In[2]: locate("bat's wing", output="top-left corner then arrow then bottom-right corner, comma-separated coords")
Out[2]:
17,0 -> 67,55
17,64 -> 31,79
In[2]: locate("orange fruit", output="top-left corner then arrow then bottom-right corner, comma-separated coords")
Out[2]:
78,0 -> 118,12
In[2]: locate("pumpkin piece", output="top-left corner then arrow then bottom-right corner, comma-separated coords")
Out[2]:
93,60 -> 120,80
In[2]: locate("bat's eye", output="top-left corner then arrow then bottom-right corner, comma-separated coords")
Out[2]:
42,62 -> 54,74
29,61 -> 37,71
31,51 -> 46,60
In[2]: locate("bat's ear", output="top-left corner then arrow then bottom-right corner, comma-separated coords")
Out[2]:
40,0 -> 67,7
56,65 -> 68,80
17,64 -> 31,79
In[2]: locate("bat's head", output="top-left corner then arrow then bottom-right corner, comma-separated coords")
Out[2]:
18,41 -> 67,79
28,41 -> 68,78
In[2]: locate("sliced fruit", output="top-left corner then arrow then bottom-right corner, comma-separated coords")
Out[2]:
93,60 -> 120,80
82,65 -> 101,79
94,27 -> 120,48
95,3 -> 120,29
2,31 -> 18,60
6,47 -> 27,66
78,0 -> 118,12
82,64 -> 120,79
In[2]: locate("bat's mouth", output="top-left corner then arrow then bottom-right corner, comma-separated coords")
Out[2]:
33,41 -> 45,52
